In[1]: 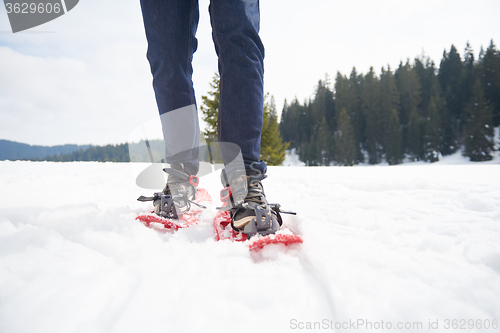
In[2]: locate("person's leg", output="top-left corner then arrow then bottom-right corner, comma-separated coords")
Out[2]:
209,0 -> 267,175
140,0 -> 200,175
209,1 -> 279,234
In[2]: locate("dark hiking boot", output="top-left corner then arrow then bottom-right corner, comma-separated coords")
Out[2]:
219,168 -> 281,236
154,167 -> 200,218
137,166 -> 201,219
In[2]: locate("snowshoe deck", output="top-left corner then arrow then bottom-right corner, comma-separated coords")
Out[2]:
213,209 -> 302,251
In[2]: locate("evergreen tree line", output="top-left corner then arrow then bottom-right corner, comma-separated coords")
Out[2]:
280,40 -> 500,165
30,143 -> 131,162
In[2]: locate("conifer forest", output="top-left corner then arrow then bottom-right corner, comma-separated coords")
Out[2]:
279,41 -> 500,165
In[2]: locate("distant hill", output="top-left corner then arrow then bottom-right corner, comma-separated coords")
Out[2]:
41,143 -> 131,162
0,139 -> 168,162
0,139 -> 91,160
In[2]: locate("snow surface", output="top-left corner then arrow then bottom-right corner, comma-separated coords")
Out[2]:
1,158 -> 500,333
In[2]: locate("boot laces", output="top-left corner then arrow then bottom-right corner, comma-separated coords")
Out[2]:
245,179 -> 266,206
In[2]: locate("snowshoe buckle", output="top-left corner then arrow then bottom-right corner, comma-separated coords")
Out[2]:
234,204 -> 280,237
154,193 -> 181,219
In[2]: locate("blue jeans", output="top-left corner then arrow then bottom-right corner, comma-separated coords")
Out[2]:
140,0 -> 267,175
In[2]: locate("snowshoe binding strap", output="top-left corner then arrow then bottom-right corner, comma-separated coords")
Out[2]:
137,195 -> 155,202
231,203 -> 280,237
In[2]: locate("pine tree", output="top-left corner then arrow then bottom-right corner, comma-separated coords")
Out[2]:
334,108 -> 357,166
439,45 -> 463,121
313,76 -> 336,129
302,133 -> 319,166
396,60 -> 424,159
406,107 -> 423,161
334,70 -> 363,163
298,101 -> 315,154
334,72 -> 352,117
460,42 -> 476,117
316,116 -> 332,165
385,109 -> 403,165
414,55 -> 452,159
396,60 -> 422,127
200,73 -> 220,142
463,79 -> 494,161
312,78 -> 335,163
349,68 -> 365,163
478,40 -> 500,126
413,55 -> 435,116
423,96 -> 441,162
279,98 -> 302,149
260,95 -> 290,166
438,45 -> 463,154
362,67 -> 382,164
379,67 -> 402,162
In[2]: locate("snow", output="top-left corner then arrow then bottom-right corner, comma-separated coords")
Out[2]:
283,148 -> 306,167
1,158 -> 500,333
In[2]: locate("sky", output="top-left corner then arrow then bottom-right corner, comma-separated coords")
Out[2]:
0,0 -> 499,146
